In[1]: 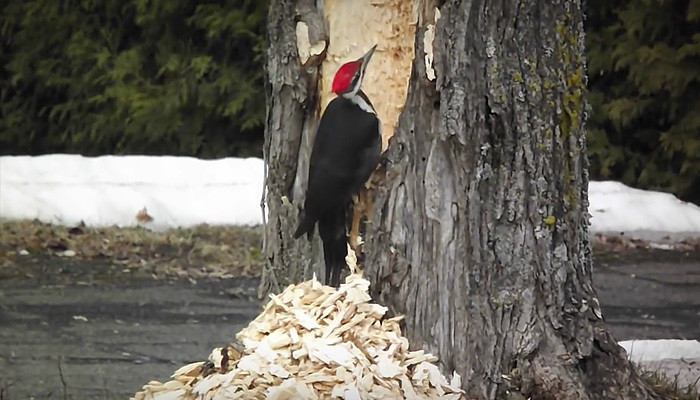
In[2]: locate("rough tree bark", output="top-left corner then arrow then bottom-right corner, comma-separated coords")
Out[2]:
263,0 -> 659,399
364,1 -> 660,399
260,0 -> 327,297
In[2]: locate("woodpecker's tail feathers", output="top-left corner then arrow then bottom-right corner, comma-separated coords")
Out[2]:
320,229 -> 347,287
318,206 -> 348,288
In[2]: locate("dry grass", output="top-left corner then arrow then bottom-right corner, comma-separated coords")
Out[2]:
0,219 -> 263,281
641,368 -> 699,400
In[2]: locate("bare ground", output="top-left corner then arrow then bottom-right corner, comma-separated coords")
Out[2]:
0,220 -> 264,282
0,221 -> 698,399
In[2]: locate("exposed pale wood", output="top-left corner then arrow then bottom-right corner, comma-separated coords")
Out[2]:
348,163 -> 387,258
321,0 -> 417,149
132,275 -> 464,399
320,0 -> 417,274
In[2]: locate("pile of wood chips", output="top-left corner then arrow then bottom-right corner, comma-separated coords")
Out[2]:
132,273 -> 464,399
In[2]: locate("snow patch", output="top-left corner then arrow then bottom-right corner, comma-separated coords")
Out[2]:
0,154 -> 264,230
589,181 -> 700,234
620,339 -> 700,363
2,156 -> 699,236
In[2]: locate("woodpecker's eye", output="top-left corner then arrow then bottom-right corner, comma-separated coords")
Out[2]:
350,72 -> 361,90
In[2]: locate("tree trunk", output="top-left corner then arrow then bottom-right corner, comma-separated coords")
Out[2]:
261,0 -> 415,294
260,0 -> 327,297
264,0 -> 660,398
364,1 -> 659,399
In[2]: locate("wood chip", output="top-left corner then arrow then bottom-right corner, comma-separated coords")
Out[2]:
131,274 -> 464,399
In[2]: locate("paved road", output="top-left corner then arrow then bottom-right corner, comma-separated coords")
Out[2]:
594,260 -> 699,340
0,278 -> 261,399
0,256 -> 698,399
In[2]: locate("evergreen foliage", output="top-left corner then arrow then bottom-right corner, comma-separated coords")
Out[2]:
586,0 -> 700,203
0,0 -> 266,158
2,0 -> 699,203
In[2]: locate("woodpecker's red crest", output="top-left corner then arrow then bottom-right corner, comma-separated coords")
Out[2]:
331,45 -> 377,95
332,61 -> 362,94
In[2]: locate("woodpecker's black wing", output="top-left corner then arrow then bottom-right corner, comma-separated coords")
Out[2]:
294,93 -> 381,238
294,93 -> 381,286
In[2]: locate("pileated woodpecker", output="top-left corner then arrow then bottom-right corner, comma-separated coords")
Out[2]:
294,45 -> 382,287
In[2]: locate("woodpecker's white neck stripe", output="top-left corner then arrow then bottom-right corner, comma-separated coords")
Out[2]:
343,92 -> 376,114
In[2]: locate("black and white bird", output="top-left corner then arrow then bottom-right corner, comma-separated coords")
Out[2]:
294,45 -> 382,287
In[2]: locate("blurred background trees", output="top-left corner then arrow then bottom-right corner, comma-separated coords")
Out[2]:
0,0 -> 266,158
0,0 -> 698,203
586,0 -> 700,204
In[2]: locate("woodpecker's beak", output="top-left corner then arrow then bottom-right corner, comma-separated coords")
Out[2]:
343,45 -> 377,96
359,45 -> 377,71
